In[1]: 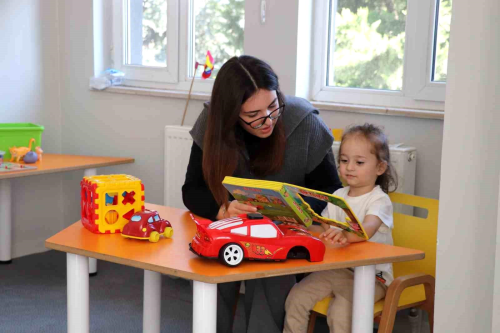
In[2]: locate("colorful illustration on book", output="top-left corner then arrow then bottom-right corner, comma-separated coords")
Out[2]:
0,162 -> 37,172
223,177 -> 369,240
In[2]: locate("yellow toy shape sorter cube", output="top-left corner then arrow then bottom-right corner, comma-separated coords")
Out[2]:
80,174 -> 145,234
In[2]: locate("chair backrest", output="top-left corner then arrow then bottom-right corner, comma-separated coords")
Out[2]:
389,192 -> 439,278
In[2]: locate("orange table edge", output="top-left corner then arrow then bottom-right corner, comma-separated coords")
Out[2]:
46,203 -> 424,284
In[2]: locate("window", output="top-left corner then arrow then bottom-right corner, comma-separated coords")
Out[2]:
154,215 -> 160,221
131,215 -> 142,222
312,0 -> 453,109
189,0 -> 245,79
230,226 -> 247,236
148,217 -> 154,223
113,0 -> 179,84
250,225 -> 278,238
111,0 -> 245,90
432,0 -> 452,82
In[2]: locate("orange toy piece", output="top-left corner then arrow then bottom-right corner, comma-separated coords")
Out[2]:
35,146 -> 43,161
9,138 -> 35,162
80,174 -> 145,234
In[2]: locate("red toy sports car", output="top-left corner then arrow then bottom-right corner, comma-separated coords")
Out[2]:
189,212 -> 325,267
121,209 -> 173,242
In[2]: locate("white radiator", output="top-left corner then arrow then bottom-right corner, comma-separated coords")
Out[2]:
164,126 -> 194,209
164,126 -> 417,214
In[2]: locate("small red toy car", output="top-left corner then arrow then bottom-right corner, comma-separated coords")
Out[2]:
121,209 -> 173,242
189,213 -> 325,267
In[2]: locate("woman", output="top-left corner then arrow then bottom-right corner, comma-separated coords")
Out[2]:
182,55 -> 342,333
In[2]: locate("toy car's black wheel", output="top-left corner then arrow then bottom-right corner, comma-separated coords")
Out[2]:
219,243 -> 244,267
286,246 -> 310,260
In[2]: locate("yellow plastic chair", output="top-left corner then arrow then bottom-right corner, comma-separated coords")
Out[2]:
307,192 -> 438,333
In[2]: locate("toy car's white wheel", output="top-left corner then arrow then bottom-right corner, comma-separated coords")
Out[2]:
149,231 -> 160,243
163,227 -> 173,238
220,243 -> 244,267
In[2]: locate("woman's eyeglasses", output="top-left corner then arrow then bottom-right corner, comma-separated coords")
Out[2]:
239,104 -> 286,129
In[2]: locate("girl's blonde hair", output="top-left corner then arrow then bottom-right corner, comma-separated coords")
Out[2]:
340,123 -> 398,193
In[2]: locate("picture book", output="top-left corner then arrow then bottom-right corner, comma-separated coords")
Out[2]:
0,162 -> 37,173
222,176 -> 368,240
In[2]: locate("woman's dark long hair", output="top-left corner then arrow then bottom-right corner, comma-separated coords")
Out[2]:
203,56 -> 286,207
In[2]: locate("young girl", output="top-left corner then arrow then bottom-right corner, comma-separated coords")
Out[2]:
284,123 -> 398,333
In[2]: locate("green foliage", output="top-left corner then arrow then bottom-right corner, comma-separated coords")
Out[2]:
332,0 -> 452,89
142,0 -> 167,65
332,4 -> 406,90
194,0 -> 244,78
433,0 -> 452,82
139,0 -> 244,73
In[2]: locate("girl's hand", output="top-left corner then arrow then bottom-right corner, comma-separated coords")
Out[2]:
217,200 -> 257,219
320,228 -> 348,246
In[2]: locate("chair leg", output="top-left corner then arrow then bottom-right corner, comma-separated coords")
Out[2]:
307,311 -> 318,333
378,275 -> 435,333
419,279 -> 435,333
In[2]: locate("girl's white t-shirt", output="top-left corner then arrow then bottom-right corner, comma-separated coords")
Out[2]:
321,185 -> 394,286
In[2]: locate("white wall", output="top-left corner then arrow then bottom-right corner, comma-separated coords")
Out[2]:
434,0 -> 500,332
0,0 -> 64,258
57,0 -> 206,227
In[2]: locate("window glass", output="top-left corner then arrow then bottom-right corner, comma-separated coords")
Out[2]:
148,217 -> 154,223
191,0 -> 245,78
131,215 -> 142,222
432,0 -> 452,82
327,0 -> 408,91
126,0 -> 168,67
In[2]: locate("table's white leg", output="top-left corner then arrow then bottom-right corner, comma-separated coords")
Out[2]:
89,257 -> 98,276
0,179 -> 12,263
84,168 -> 98,275
143,270 -> 161,333
67,253 -> 89,333
193,281 -> 217,333
352,265 -> 376,333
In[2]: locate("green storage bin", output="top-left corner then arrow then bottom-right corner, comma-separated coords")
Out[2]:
0,123 -> 44,161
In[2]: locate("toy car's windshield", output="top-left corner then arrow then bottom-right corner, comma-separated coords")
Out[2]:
130,216 -> 141,222
154,215 -> 160,221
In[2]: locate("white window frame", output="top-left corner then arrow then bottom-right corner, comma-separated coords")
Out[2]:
112,0 -> 179,84
111,0 -> 215,93
311,0 -> 446,110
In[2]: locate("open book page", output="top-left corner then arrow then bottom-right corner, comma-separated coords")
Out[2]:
222,177 -> 368,240
222,180 -> 304,224
283,185 -> 368,239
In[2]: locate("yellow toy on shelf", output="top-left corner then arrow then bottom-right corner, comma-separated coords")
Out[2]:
80,174 -> 145,234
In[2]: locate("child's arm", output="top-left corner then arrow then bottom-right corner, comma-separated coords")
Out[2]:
320,215 -> 383,245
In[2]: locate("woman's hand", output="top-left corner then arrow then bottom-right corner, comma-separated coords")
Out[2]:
217,200 -> 257,220
320,227 -> 348,246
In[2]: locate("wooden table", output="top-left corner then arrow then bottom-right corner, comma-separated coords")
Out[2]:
46,203 -> 424,333
0,154 -> 134,264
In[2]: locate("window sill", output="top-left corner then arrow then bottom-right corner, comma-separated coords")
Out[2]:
101,85 -> 210,101
94,86 -> 444,120
311,101 -> 444,120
